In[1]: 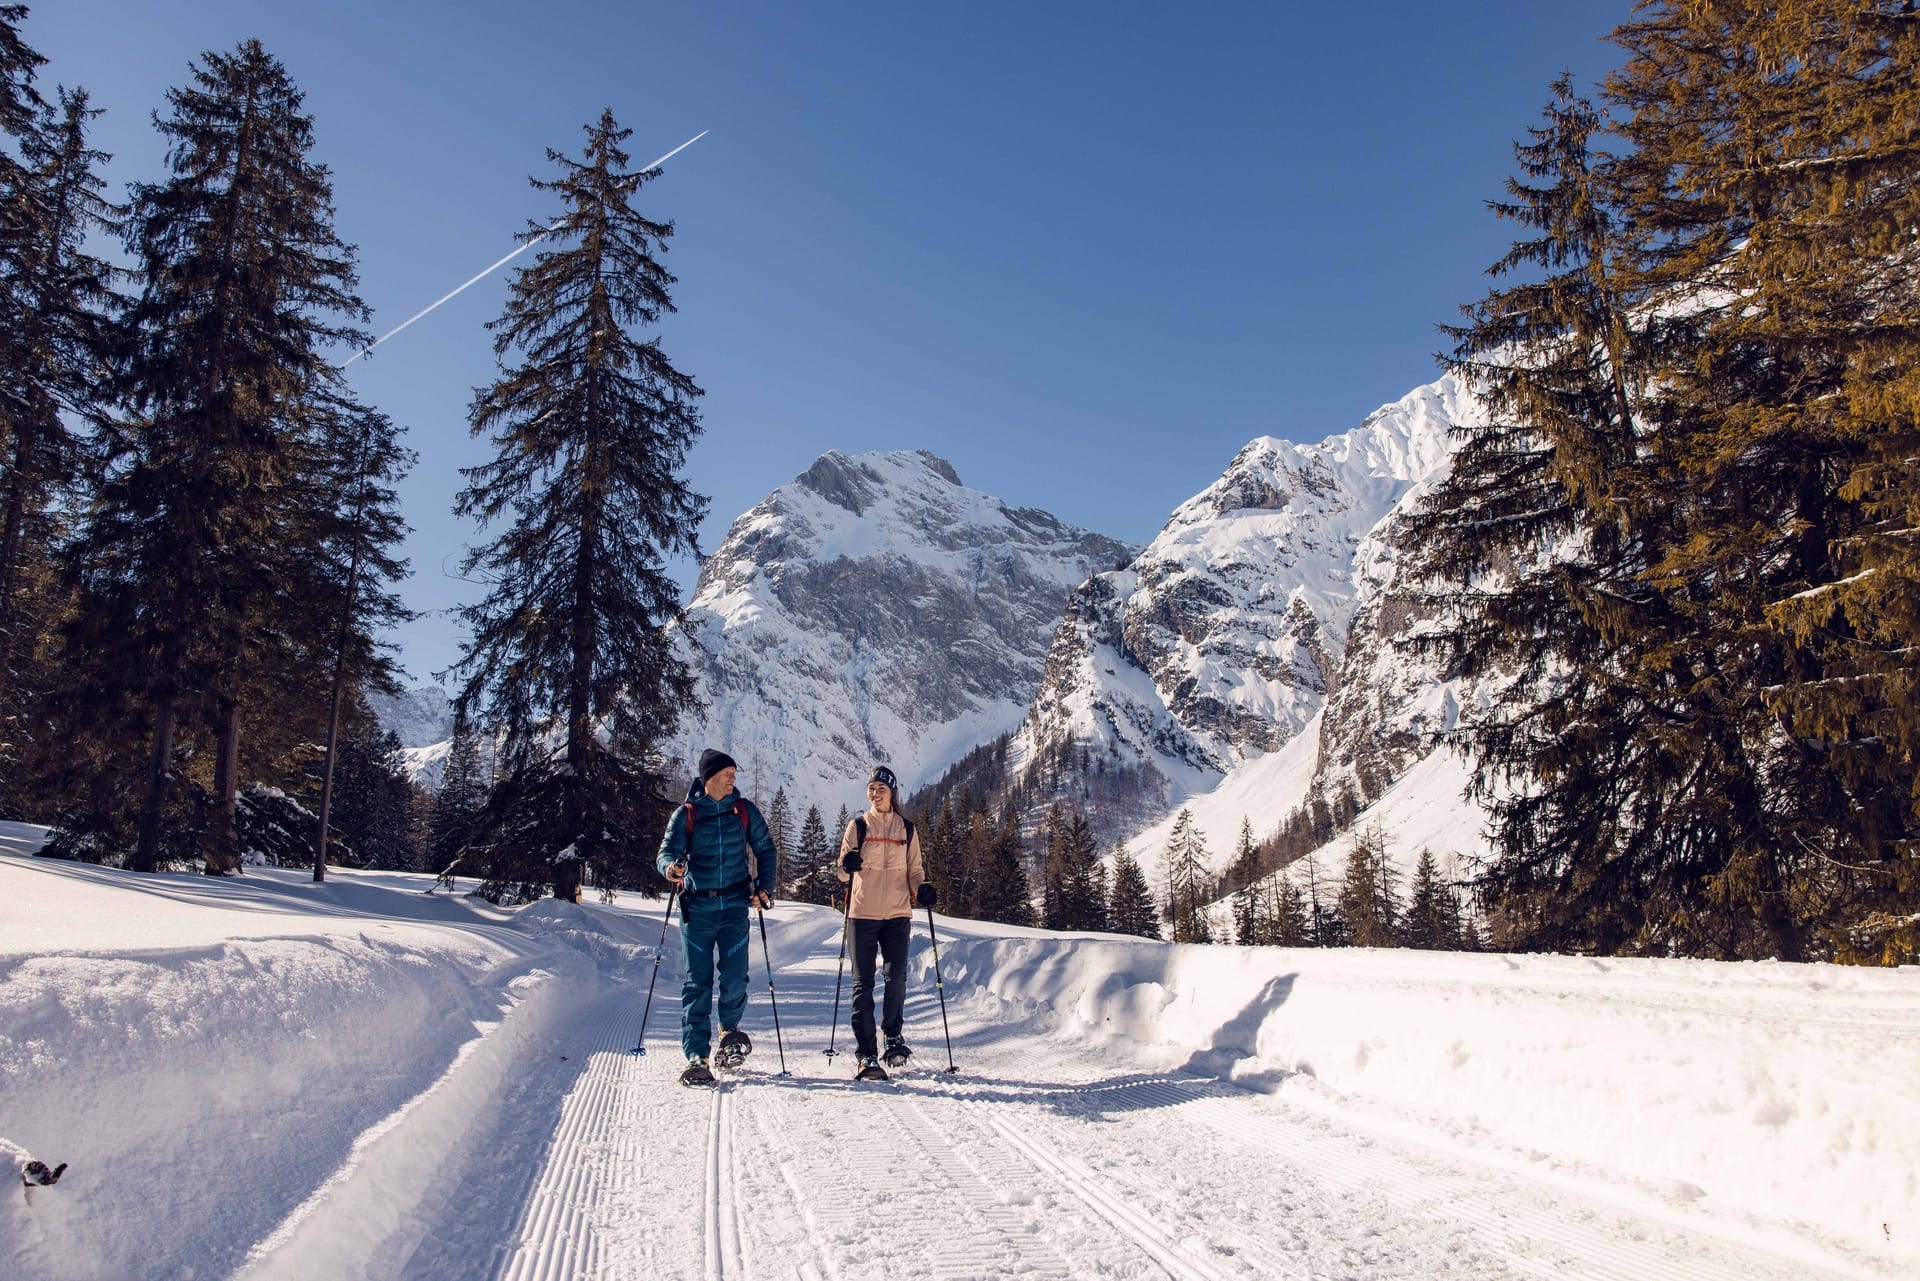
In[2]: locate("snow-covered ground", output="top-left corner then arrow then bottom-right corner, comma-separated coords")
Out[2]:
2,820 -> 1914,1281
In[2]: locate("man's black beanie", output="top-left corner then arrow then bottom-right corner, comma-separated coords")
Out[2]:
699,748 -> 738,783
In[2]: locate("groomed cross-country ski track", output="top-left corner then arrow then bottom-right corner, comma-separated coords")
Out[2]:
229,905 -> 1896,1281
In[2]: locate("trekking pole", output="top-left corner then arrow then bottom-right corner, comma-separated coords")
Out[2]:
755,904 -> 792,1076
631,885 -> 680,1055
822,889 -> 855,1060
923,904 -> 959,1074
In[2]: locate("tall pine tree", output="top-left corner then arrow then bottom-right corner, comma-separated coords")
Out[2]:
1163,809 -> 1214,943
65,42 -> 371,872
1229,816 -> 1262,945
452,110 -> 705,901
429,711 -> 488,873
0,85 -> 121,813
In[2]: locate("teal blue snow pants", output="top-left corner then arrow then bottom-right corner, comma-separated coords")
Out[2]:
679,890 -> 751,1061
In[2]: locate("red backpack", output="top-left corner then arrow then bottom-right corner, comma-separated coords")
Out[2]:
683,799 -> 750,841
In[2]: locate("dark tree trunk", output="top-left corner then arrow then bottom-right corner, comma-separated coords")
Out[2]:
133,694 -> 177,873
206,697 -> 242,874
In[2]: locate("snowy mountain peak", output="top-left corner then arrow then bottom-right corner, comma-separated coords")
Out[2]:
792,448 -> 963,515
366,685 -> 454,750
669,452 -> 1135,821
1012,373 -> 1476,867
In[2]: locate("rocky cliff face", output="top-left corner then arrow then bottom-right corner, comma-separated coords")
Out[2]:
1011,375 -> 1479,856
665,449 -> 1134,825
1307,480 -> 1474,820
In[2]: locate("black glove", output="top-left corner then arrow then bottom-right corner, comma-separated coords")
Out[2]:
843,850 -> 863,873
917,882 -> 937,908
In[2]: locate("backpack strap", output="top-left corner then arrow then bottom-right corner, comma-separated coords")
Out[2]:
682,801 -> 760,887
684,799 -> 750,838
853,814 -> 914,850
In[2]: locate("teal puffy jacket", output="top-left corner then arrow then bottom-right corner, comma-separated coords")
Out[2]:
655,784 -> 777,894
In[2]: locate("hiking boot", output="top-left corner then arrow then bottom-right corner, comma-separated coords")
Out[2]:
680,1056 -> 715,1087
882,1036 -> 912,1068
715,1028 -> 752,1069
854,1055 -> 889,1082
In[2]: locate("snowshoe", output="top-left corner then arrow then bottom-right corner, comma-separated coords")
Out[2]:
881,1036 -> 912,1069
715,1028 -> 753,1070
680,1056 -> 715,1088
854,1055 -> 890,1082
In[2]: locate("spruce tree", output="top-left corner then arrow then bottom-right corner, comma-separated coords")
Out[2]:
1272,872 -> 1311,947
0,6 -> 40,133
1336,825 -> 1401,947
1229,816 -> 1261,945
766,785 -> 792,876
1039,804 -> 1070,930
1416,5 -> 1920,958
1407,72 -> 1671,954
64,42 -> 370,873
1106,844 -> 1161,940
974,805 -> 1033,926
1606,0 -> 1920,951
1163,809 -> 1214,943
921,795 -> 961,914
1061,809 -> 1105,931
0,86 -> 119,657
951,803 -> 986,919
0,86 -> 121,813
305,397 -> 413,880
793,804 -> 831,905
451,110 -> 705,901
429,712 -> 487,873
1403,848 -> 1459,950
323,725 -> 418,871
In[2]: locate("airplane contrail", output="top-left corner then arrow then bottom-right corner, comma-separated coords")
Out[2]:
339,129 -> 709,370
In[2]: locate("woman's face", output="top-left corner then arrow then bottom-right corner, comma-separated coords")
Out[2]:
867,780 -> 892,810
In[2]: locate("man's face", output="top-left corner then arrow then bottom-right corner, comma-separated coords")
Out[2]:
706,766 -> 737,799
867,780 -> 891,809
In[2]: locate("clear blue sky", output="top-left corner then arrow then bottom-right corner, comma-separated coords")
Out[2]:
30,1 -> 1627,690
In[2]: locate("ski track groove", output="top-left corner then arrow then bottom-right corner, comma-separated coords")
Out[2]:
1090,1074 -> 1849,1281
929,987 -> 1875,1281
975,1098 -> 1290,1281
745,1060 -> 1074,1281
495,1003 -> 637,1281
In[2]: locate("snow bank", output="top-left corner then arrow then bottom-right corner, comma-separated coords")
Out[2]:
929,926 -> 1920,1267
0,852 -> 607,1281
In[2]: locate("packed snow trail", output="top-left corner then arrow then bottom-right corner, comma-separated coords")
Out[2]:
278,907 -> 1887,1281
3,848 -> 1910,1281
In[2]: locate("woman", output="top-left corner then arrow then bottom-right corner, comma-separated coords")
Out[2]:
838,764 -> 937,1081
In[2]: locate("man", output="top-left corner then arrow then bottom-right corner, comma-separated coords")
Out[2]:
838,764 -> 936,1081
656,748 -> 777,1087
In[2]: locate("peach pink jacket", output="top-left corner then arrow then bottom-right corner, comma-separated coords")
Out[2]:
837,807 -> 926,920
